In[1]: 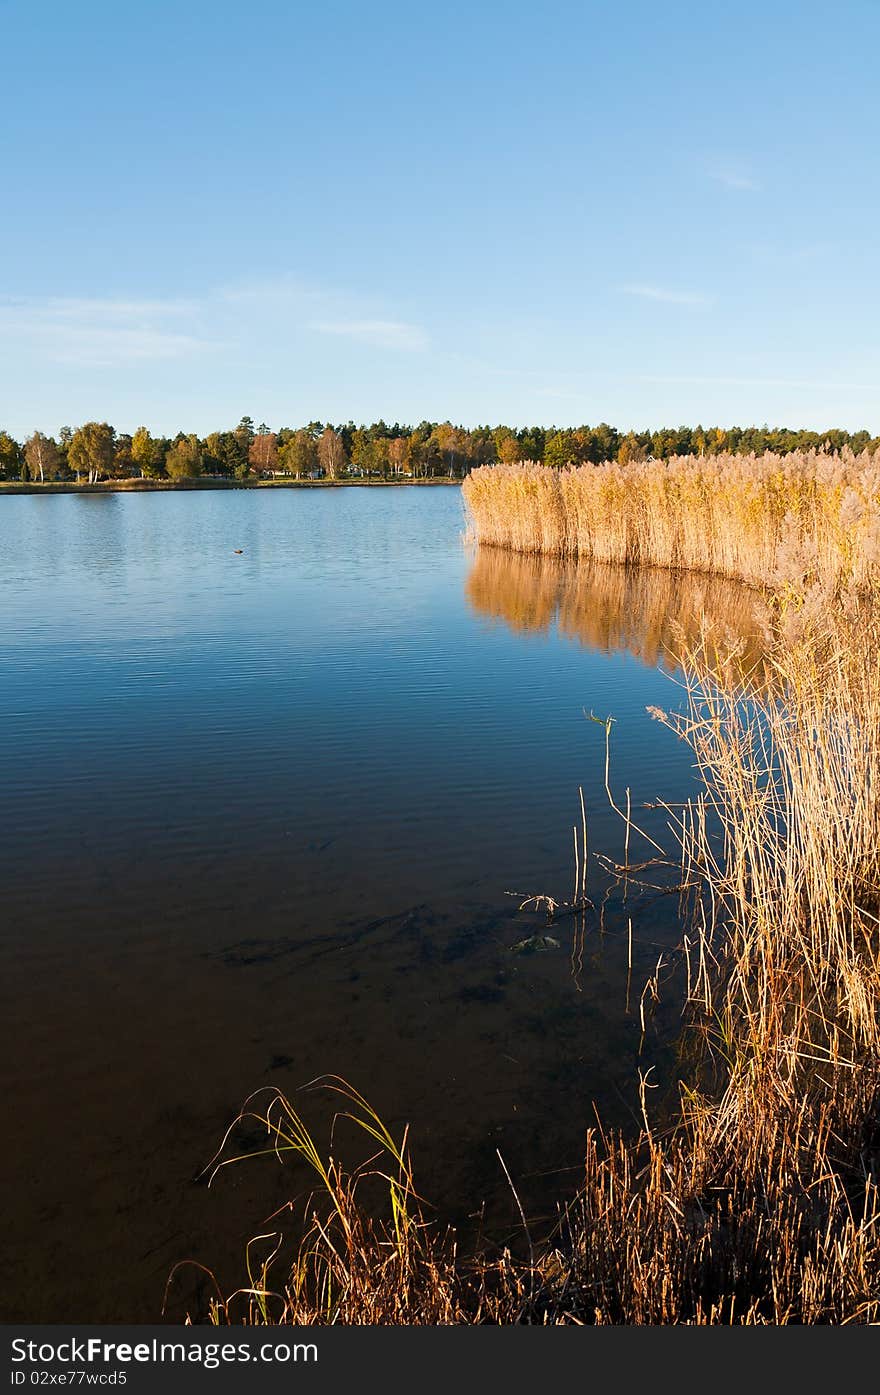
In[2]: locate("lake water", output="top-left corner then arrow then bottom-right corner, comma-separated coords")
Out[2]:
0,486 -> 762,1320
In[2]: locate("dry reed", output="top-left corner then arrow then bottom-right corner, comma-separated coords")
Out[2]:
462,449 -> 880,591
188,502 -> 880,1322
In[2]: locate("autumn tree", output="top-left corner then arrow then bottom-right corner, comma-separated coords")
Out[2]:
433,422 -> 469,476
68,422 -> 116,483
24,431 -> 62,482
617,432 -> 649,465
317,426 -> 346,479
468,427 -> 497,466
0,430 -> 22,479
110,434 -> 134,478
371,436 -> 389,477
131,426 -> 162,478
205,431 -> 234,476
249,432 -> 278,476
388,435 -> 411,476
9,416 -> 879,490
277,429 -> 318,477
165,434 -> 203,480
416,433 -> 442,477
493,428 -> 521,464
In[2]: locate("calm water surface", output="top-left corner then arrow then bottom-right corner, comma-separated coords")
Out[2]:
0,487 -> 760,1320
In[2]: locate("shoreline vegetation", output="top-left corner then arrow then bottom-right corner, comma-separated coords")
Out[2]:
461,449 -> 880,591
3,416 -> 880,491
174,447 -> 880,1325
0,476 -> 460,494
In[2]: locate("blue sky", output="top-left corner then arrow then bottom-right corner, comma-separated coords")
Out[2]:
1,0 -> 878,437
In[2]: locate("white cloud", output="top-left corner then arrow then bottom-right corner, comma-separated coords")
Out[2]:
637,372 -> 878,392
707,167 -> 760,192
0,281 -> 429,368
0,295 -> 210,365
44,297 -> 199,320
620,284 -> 712,308
308,319 -> 428,351
215,276 -> 327,308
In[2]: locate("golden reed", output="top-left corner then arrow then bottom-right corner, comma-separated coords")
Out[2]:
188,455 -> 880,1323
462,449 -> 880,590
192,592 -> 880,1323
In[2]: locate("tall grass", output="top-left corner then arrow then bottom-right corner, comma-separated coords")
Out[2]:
169,1077 -> 527,1324
187,496 -> 880,1321
591,593 -> 880,1322
462,449 -> 880,590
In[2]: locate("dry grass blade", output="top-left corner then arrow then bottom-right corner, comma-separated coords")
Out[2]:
189,464 -> 880,1320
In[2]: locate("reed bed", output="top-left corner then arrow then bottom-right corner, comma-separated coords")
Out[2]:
462,449 -> 880,590
190,555 -> 880,1324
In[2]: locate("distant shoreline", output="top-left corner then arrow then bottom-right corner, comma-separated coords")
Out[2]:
0,477 -> 462,496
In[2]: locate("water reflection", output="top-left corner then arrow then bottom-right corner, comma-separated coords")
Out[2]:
465,547 -> 767,674
0,489 -> 726,1322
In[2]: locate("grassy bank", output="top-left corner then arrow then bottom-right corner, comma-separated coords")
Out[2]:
462,450 -> 880,591
0,477 -> 460,495
181,573 -> 880,1324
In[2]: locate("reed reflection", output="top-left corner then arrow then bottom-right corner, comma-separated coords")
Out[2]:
465,547 -> 768,674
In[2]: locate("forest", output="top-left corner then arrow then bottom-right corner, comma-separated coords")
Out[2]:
2,415 -> 879,485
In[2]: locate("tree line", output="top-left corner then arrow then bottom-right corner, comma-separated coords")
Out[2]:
1,416 -> 878,485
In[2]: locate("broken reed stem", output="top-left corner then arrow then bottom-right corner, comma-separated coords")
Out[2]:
579,785 -> 588,904
624,787 -> 631,901
572,825 -> 579,908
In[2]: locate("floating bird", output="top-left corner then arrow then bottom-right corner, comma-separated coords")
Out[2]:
233,549 -> 243,554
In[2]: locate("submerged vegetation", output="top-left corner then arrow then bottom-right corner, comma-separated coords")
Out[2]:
185,498 -> 880,1321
